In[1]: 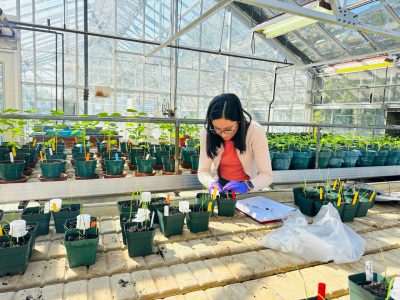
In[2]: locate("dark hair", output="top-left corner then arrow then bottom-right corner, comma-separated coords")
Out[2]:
204,93 -> 252,159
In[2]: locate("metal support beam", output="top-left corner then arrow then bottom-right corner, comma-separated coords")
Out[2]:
83,0 -> 89,114
245,0 -> 400,40
380,0 -> 400,25
145,0 -> 234,57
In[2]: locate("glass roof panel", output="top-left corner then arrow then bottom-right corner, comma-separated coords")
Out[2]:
285,32 -> 322,61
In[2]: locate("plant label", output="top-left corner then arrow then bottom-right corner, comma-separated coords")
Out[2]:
85,153 -> 90,161
115,153 -> 119,161
52,142 -> 55,151
40,151 -> 44,161
49,148 -> 53,156
390,278 -> 400,300
9,220 -> 28,238
33,139 -> 37,147
164,206 -> 169,216
207,202 -> 212,212
369,191 -> 376,202
141,192 -> 151,203
0,224 -> 3,236
9,152 -> 14,163
80,146 -> 83,153
12,147 -> 16,157
365,261 -> 373,282
166,194 -> 170,205
333,180 -> 338,189
319,188 -> 323,200
352,191 -> 359,205
75,137 -> 78,143
145,154 -> 150,159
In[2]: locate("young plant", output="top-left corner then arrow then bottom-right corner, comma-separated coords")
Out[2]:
99,120 -> 121,160
71,116 -> 100,158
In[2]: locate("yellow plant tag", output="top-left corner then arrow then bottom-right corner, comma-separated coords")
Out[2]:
52,142 -> 55,151
85,153 -> 90,161
337,196 -> 342,207
333,180 -> 338,189
52,203 -> 57,212
0,224 -> 3,236
166,194 -> 170,205
74,137 -> 78,143
12,147 -> 16,157
212,186 -> 217,200
33,139 -> 37,147
319,188 -> 323,200
352,191 -> 359,205
207,202 -> 212,212
39,151 -> 44,161
369,191 -> 376,202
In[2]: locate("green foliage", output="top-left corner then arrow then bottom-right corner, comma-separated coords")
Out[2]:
72,115 -> 99,156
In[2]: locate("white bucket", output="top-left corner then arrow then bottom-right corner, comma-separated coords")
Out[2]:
9,220 -> 28,238
49,198 -> 62,212
179,201 -> 191,213
141,192 -> 151,203
76,214 -> 91,230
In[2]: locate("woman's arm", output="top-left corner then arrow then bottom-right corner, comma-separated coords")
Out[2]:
249,124 -> 273,191
197,128 -> 216,188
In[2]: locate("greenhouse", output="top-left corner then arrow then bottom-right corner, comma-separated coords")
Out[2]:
0,0 -> 400,299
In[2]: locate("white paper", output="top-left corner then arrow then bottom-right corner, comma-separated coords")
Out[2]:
391,277 -> 400,300
236,196 -> 296,223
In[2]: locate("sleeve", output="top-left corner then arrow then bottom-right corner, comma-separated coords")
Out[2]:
197,128 -> 216,189
249,125 -> 273,191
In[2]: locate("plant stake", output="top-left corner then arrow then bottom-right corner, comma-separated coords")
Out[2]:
317,282 -> 326,300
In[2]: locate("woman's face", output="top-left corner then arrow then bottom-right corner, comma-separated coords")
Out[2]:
211,118 -> 239,141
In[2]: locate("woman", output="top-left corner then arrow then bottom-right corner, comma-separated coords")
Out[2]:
198,93 -> 272,194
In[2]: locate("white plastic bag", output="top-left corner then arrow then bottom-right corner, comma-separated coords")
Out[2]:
258,202 -> 365,263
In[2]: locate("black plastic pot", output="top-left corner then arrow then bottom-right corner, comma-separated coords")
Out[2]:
317,151 -> 331,169
157,207 -> 185,237
341,202 -> 359,222
52,204 -> 82,233
22,206 -> 51,236
187,205 -> 210,233
385,151 -> 400,166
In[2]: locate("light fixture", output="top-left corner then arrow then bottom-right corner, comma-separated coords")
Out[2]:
257,1 -> 333,39
323,55 -> 395,74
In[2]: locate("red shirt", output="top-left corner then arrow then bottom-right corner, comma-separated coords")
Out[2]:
219,140 -> 250,181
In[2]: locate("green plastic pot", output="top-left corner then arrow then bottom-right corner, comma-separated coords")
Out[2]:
120,141 -> 127,154
195,193 -> 216,217
217,198 -> 237,217
40,159 -> 65,178
136,157 -> 155,174
64,228 -> 99,267
0,233 -> 32,276
314,200 -> 344,217
47,154 -> 67,160
357,151 -> 376,167
128,150 -> 144,165
0,160 -> 25,181
348,272 -> 391,300
341,202 -> 359,222
117,201 -> 141,214
75,158 -> 97,178
187,205 -> 210,233
292,187 -> 306,206
271,151 -> 293,170
0,147 -> 8,160
72,152 -> 93,160
291,151 -> 312,170
317,151 -> 331,169
355,200 -> 371,218
385,151 -> 400,166
191,155 -> 199,171
157,208 -> 185,237
296,192 -> 317,217
104,159 -> 125,175
373,151 -> 388,166
148,197 -> 166,225
22,206 -> 51,236
162,157 -> 175,172
18,148 -> 37,164
2,221 -> 37,259
15,153 -> 30,171
125,222 -> 156,257
52,204 -> 82,233
328,151 -> 345,168
343,150 -> 361,168
180,149 -> 194,164
154,151 -> 168,166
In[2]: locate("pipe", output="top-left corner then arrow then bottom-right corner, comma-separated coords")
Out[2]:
55,33 -> 58,110
9,21 -> 293,65
83,0 -> 89,114
267,71 -> 277,133
2,113 -> 400,130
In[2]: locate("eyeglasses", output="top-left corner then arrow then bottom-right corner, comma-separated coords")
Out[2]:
209,123 -> 238,135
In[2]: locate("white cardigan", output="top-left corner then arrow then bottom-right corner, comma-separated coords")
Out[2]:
197,121 -> 273,191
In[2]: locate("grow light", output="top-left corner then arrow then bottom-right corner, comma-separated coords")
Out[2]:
323,55 -> 395,74
258,1 -> 333,38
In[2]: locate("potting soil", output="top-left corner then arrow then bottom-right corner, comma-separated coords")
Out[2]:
358,281 -> 388,298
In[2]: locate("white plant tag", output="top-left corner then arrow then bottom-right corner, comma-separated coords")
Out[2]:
164,206 -> 169,216
179,201 -> 191,213
86,136 -> 90,140
141,192 -> 151,203
76,214 -> 91,230
365,261 -> 373,282
133,208 -> 150,222
150,211 -> 155,227
145,154 -> 150,159
9,152 -> 14,163
49,148 -> 53,156
9,220 -> 28,238
390,277 -> 400,300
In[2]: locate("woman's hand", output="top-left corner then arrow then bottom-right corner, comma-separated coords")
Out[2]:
222,181 -> 248,193
208,181 -> 222,194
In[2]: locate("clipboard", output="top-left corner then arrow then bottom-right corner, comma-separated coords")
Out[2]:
236,196 -> 296,224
